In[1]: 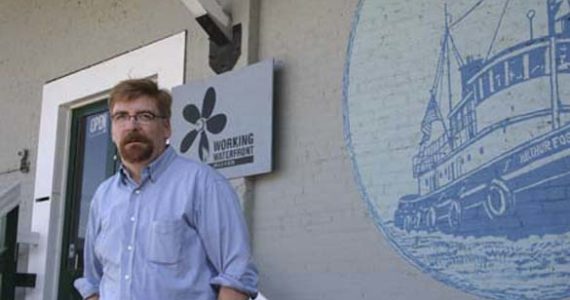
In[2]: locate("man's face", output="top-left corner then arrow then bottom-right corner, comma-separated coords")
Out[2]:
111,96 -> 171,165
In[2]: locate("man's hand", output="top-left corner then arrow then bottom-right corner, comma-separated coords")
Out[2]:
86,294 -> 99,300
218,286 -> 249,300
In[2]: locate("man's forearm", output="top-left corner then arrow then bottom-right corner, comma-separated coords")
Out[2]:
218,286 -> 249,300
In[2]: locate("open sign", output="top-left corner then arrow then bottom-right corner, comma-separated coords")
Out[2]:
88,113 -> 108,137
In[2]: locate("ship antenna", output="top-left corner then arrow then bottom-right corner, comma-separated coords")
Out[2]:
527,10 -> 536,40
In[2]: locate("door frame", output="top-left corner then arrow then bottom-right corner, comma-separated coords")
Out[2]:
28,32 -> 185,300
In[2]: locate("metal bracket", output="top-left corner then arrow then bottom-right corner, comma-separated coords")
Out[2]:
0,149 -> 30,176
209,24 -> 242,74
18,149 -> 30,173
15,273 -> 37,288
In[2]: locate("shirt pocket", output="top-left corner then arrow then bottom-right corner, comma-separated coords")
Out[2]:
147,220 -> 184,264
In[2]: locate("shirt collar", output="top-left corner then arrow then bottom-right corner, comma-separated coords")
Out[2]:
119,146 -> 177,185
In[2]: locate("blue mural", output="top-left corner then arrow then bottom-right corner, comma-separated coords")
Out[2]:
344,1 -> 570,299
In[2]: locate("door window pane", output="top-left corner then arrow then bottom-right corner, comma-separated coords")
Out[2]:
0,215 -> 5,292
78,112 -> 112,239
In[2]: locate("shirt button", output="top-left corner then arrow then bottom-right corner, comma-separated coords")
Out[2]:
127,245 -> 133,251
134,189 -> 140,194
130,216 -> 135,222
125,275 -> 130,280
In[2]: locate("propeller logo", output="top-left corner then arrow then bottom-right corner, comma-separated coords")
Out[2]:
180,87 -> 228,161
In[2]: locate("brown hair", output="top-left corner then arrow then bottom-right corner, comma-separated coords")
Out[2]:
109,78 -> 172,119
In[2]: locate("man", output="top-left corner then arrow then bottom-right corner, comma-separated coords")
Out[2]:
74,79 -> 258,300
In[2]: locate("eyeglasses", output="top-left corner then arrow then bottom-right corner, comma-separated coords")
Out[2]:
111,112 -> 166,125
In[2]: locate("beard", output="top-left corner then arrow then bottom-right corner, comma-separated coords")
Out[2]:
119,130 -> 154,163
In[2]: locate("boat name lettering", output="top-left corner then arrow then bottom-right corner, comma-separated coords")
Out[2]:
551,131 -> 570,149
518,130 -> 570,164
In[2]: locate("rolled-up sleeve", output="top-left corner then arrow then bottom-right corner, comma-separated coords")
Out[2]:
74,198 -> 103,299
195,177 -> 259,298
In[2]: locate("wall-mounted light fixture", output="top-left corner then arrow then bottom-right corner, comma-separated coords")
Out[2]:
180,0 -> 242,74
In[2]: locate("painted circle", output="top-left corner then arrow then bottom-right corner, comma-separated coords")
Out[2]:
343,1 -> 570,299
486,184 -> 509,218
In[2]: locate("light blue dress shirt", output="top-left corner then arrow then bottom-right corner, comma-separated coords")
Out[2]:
74,146 -> 258,299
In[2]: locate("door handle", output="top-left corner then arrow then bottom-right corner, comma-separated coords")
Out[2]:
74,252 -> 80,269
68,243 -> 80,269
68,243 -> 76,259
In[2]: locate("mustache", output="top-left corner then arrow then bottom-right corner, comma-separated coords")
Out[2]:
121,131 -> 151,146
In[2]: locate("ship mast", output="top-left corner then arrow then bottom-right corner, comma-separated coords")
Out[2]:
445,4 -> 453,119
548,0 -> 562,129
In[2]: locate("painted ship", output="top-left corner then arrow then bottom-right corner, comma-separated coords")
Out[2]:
394,1 -> 570,239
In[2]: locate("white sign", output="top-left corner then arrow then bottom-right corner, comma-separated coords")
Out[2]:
171,59 -> 274,178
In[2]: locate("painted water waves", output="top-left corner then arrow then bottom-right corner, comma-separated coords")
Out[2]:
386,222 -> 570,300
345,0 -> 570,299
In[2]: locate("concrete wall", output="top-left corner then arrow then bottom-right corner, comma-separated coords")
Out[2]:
0,0 -> 491,299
